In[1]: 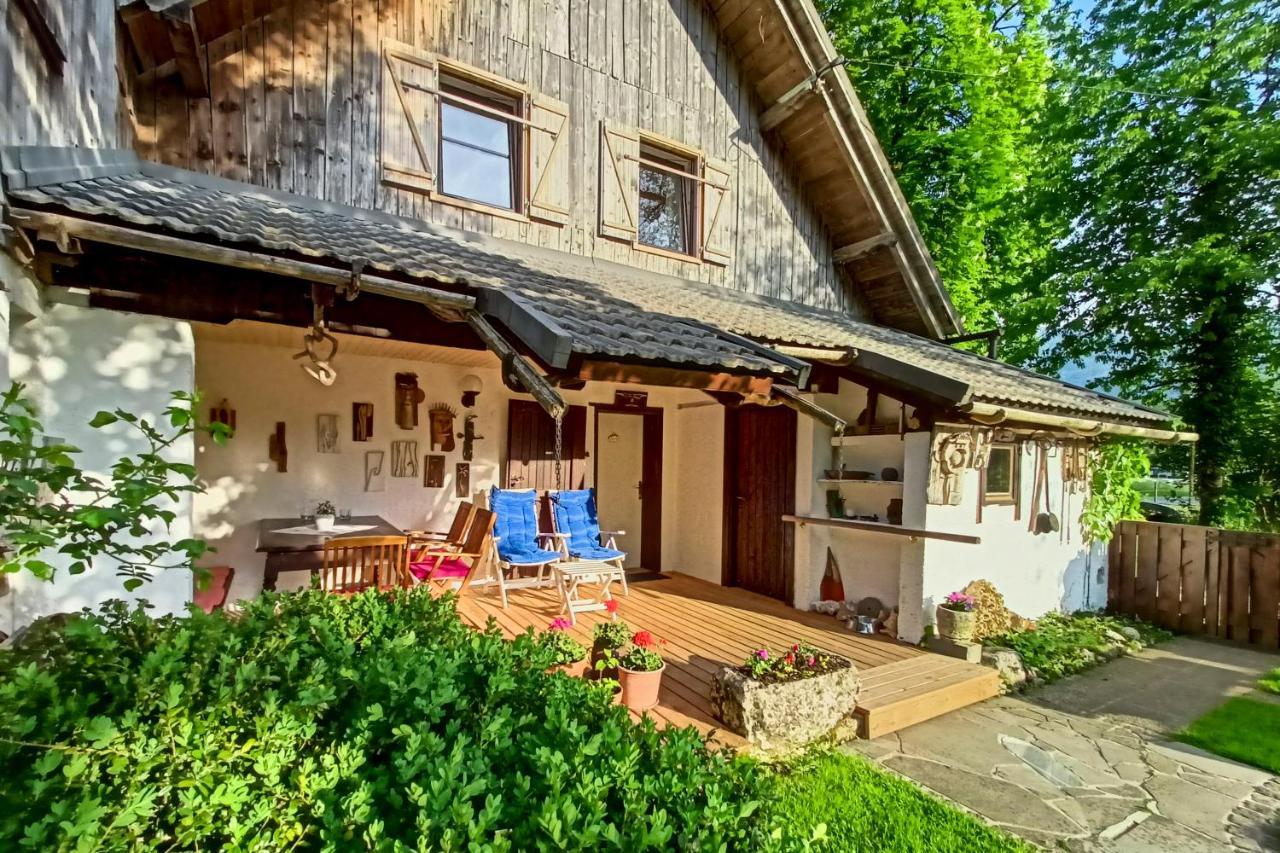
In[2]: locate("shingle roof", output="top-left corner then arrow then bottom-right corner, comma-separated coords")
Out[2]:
2,147 -> 1173,428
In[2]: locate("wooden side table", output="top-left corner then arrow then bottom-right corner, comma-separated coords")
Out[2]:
553,561 -> 628,624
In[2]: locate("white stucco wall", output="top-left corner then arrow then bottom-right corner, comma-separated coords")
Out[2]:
193,332 -> 726,601
4,301 -> 196,633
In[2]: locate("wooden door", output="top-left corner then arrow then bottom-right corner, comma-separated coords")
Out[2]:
505,400 -> 587,490
724,405 -> 796,602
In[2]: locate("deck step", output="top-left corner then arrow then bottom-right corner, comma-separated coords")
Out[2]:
854,655 -> 1000,739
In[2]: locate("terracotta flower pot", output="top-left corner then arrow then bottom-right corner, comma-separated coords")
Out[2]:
618,663 -> 665,711
936,606 -> 976,642
551,658 -> 591,679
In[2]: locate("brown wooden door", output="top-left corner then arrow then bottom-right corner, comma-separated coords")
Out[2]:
724,405 -> 796,602
506,400 -> 587,490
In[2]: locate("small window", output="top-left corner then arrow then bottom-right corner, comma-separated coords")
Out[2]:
983,444 -> 1018,505
438,74 -> 522,210
637,141 -> 698,255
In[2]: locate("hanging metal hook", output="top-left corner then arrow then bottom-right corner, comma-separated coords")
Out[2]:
294,285 -> 339,386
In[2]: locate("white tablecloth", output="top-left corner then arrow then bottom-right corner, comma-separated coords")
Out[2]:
273,523 -> 377,536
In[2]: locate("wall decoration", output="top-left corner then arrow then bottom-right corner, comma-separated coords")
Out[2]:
460,374 -> 483,407
352,402 -> 374,441
424,454 -> 445,488
458,414 -> 483,462
268,422 -> 288,472
395,372 -> 426,429
364,450 -> 386,492
391,440 -> 419,478
926,428 -> 992,506
316,413 -> 340,453
614,390 -> 648,409
429,403 -> 456,451
209,399 -> 237,434
455,462 -> 470,498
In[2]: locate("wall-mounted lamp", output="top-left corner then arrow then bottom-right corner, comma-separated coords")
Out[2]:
460,374 -> 483,408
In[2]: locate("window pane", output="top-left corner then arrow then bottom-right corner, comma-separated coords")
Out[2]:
441,102 -> 510,155
639,166 -> 689,253
441,141 -> 512,208
987,448 -> 1013,495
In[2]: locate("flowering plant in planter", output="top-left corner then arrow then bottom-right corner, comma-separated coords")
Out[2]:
939,592 -> 976,612
540,618 -> 587,667
596,630 -> 667,711
936,591 -> 978,641
593,620 -> 631,651
741,642 -> 847,685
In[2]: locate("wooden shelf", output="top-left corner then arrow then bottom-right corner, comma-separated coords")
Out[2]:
817,479 -> 903,487
782,514 -> 982,545
832,432 -> 909,447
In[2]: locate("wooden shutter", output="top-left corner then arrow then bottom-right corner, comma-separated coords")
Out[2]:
701,155 -> 733,265
527,94 -> 570,225
380,41 -> 438,193
598,120 -> 639,241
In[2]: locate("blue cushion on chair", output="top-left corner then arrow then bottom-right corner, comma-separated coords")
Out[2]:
551,490 -> 627,562
490,487 -> 560,566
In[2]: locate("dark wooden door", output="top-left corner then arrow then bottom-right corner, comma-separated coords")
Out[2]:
724,405 -> 796,602
505,400 -> 587,490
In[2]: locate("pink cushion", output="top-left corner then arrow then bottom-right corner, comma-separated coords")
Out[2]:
409,557 -> 470,580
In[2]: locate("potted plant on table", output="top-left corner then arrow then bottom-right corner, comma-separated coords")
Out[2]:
936,591 -> 977,641
601,630 -> 666,711
541,618 -> 589,678
313,500 -> 337,531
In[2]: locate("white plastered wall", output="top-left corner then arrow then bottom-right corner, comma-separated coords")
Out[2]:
193,328 -> 726,602
3,297 -> 196,634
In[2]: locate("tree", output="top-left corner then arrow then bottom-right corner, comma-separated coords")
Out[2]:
1031,0 -> 1280,526
819,0 -> 1059,334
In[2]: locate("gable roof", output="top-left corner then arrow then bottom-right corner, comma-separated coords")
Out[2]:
2,146 -> 1178,434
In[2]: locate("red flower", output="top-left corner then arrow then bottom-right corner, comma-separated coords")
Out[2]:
604,598 -> 619,614
784,653 -> 796,666
633,630 -> 657,649
791,644 -> 800,653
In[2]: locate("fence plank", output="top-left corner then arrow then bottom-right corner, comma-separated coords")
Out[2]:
1205,528 -> 1222,637
1178,525 -> 1207,634
1155,524 -> 1183,630
1134,524 -> 1160,622
1251,542 -> 1280,649
1229,544 -> 1251,643
1108,531 -> 1122,609
1117,522 -> 1138,615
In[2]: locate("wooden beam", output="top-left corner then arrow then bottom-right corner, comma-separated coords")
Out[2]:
782,514 -> 982,545
465,312 -> 567,420
578,361 -> 775,397
759,81 -> 820,132
832,232 -> 897,264
13,0 -> 66,75
9,209 -> 475,314
165,11 -> 209,96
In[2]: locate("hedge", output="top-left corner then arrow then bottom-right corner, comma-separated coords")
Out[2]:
0,589 -> 776,851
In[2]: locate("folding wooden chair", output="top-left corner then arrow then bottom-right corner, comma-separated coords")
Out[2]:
407,507 -> 497,594
320,535 -> 410,595
406,502 -> 475,552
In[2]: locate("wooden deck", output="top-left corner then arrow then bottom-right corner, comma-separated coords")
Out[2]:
454,572 -> 998,746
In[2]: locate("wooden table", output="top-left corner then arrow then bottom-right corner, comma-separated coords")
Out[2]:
553,560 -> 629,624
255,515 -> 403,591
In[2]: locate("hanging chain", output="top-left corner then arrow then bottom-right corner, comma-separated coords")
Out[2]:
553,413 -> 564,490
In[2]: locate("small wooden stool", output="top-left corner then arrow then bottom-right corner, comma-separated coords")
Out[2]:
553,560 -> 628,624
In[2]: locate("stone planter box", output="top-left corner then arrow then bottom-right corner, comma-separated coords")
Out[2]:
710,654 -> 860,752
936,606 -> 976,642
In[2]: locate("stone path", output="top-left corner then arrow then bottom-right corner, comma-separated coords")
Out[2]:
847,637 -> 1280,850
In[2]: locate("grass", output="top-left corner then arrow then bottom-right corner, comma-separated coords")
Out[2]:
1258,668 -> 1280,695
1176,698 -> 1280,774
989,611 -> 1172,683
768,750 -> 1031,852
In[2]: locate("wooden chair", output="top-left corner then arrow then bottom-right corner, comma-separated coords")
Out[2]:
407,507 -> 497,594
406,502 -> 475,553
320,535 -> 410,595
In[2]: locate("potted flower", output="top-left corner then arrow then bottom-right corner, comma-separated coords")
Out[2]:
606,630 -> 666,711
591,619 -> 630,682
313,500 -> 337,531
936,591 -> 977,641
541,618 -> 589,678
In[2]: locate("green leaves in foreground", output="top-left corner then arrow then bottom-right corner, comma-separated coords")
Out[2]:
0,590 -> 776,851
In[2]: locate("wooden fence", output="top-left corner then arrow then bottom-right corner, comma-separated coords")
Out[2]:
1109,520 -> 1280,650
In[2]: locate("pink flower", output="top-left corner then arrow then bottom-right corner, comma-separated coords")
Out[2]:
755,649 -> 769,660
548,617 -> 572,631
807,656 -> 817,667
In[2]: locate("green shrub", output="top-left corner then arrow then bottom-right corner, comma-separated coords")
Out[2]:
0,590 -> 776,851
990,611 -> 1172,683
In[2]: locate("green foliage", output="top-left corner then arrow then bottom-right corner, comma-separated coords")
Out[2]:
539,624 -> 587,665
0,382 -> 229,589
0,589 -> 778,851
1176,698 -> 1280,774
990,612 -> 1172,683
1257,669 -> 1280,696
1080,439 -> 1152,543
592,620 -> 631,650
767,749 -> 1031,852
313,499 -> 336,517
741,643 -> 840,684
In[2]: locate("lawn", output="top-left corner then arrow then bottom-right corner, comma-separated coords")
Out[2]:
1258,668 -> 1280,695
768,750 -> 1031,852
1176,697 -> 1280,774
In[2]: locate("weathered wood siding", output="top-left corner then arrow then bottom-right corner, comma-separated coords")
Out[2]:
128,0 -> 864,315
0,0 -> 119,147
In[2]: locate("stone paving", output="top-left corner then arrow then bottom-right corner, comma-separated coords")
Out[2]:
847,637 -> 1280,850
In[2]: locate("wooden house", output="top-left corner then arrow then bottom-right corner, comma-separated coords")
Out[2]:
0,0 -> 1192,736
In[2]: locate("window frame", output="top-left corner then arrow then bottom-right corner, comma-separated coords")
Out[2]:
634,133 -> 703,262
981,443 -> 1019,506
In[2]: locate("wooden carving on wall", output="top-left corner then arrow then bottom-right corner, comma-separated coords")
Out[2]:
424,455 -> 445,488
926,428 -> 992,505
364,450 -> 386,492
429,403 -> 456,452
395,372 -> 426,430
353,402 -> 374,441
316,413 -> 339,453
455,463 -> 470,499
209,399 -> 237,434
391,441 -> 419,478
458,414 -> 483,461
268,422 -> 287,472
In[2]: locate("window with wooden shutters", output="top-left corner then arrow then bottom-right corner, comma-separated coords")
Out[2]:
700,156 -> 733,265
527,94 -> 571,224
598,120 -> 640,241
380,41 -> 438,193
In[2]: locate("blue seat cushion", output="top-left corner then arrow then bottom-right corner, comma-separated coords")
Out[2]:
551,489 -> 627,562
490,487 -> 560,565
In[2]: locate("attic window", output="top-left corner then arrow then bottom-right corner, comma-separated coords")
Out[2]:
438,73 -> 523,211
637,141 -> 698,256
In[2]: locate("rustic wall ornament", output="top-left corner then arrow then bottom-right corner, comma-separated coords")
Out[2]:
364,450 -> 386,492
395,372 -> 426,429
457,414 -> 483,461
429,403 -> 456,452
926,428 -> 992,505
391,441 -> 419,478
209,399 -> 236,434
316,413 -> 340,453
268,422 -> 287,472
424,455 -> 445,488
455,462 -> 470,498
352,402 -> 374,441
